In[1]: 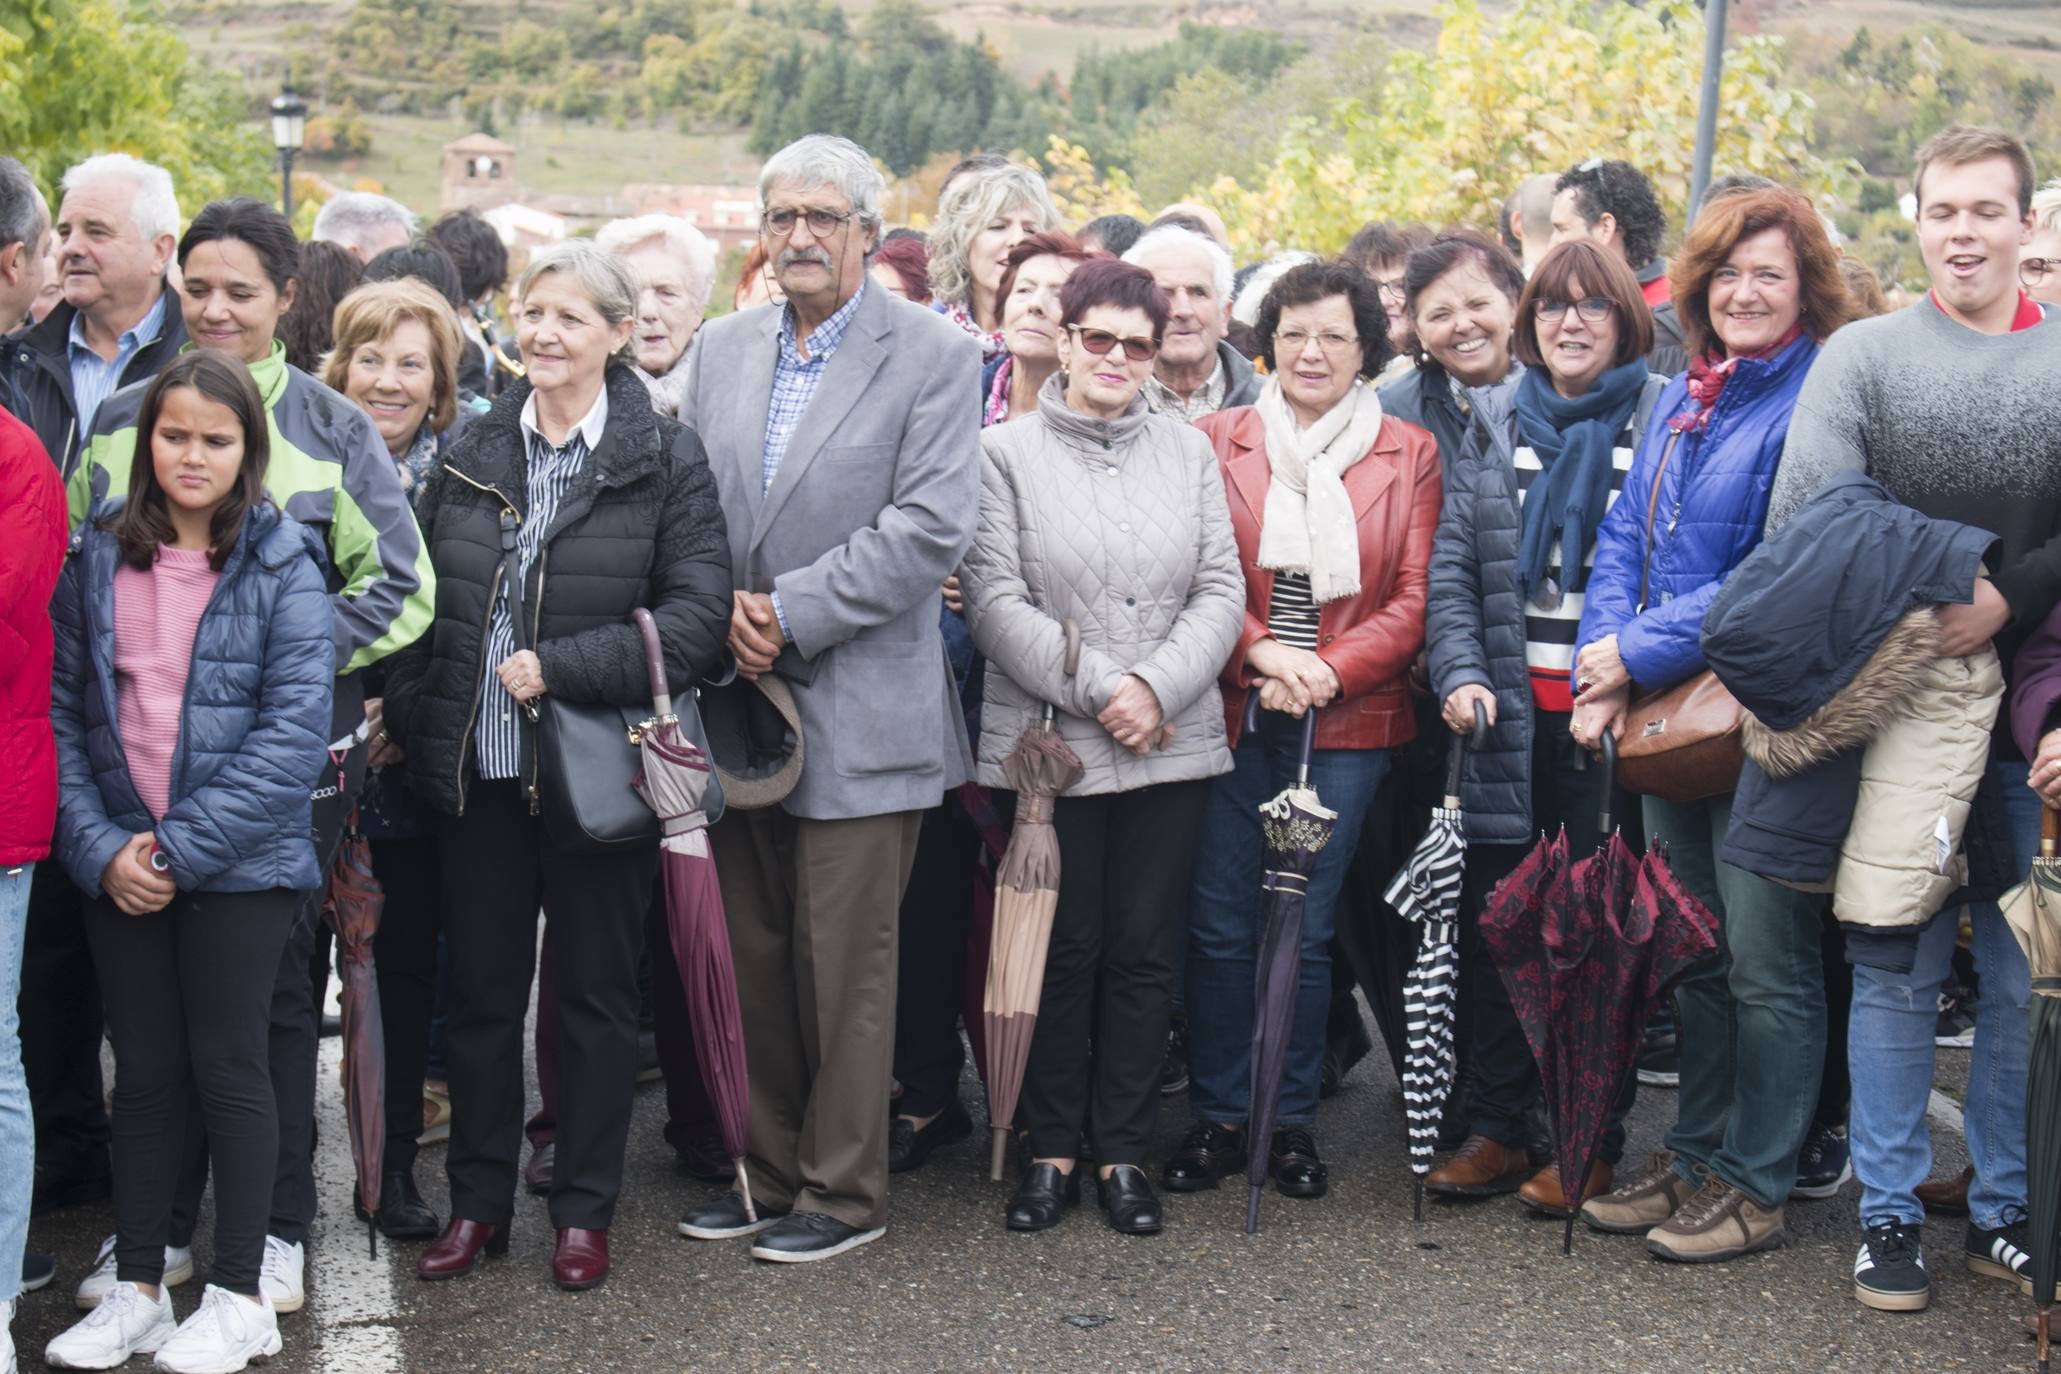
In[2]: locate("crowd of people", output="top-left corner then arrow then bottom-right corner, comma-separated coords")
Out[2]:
0,113 -> 2056,1371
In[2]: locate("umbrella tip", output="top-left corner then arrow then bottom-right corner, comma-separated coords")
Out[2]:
1245,1186 -> 1262,1235
1563,1213 -> 1576,1255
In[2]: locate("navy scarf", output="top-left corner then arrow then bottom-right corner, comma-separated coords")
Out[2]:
1512,359 -> 1648,602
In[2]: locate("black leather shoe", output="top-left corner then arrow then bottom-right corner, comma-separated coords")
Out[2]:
354,1171 -> 441,1240
1270,1127 -> 1329,1200
1005,1163 -> 1080,1232
671,1130 -> 735,1185
749,1211 -> 885,1263
889,1098 -> 974,1174
1162,1122 -> 1246,1192
1097,1164 -> 1163,1235
677,1192 -> 785,1241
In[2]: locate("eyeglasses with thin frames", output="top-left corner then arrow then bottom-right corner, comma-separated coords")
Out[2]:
1066,324 -> 1160,362
2020,257 -> 2061,288
1535,297 -> 1617,324
1275,329 -> 1361,355
761,206 -> 860,239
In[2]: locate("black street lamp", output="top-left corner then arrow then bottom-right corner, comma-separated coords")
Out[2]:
270,87 -> 308,222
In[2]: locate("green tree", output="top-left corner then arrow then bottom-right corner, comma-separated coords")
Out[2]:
0,0 -> 269,212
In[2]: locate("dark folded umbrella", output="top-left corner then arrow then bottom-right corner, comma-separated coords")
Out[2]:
1244,699 -> 1333,1234
630,610 -> 755,1217
1384,701 -> 1487,1221
321,810 -> 386,1258
2001,806 -> 2061,1370
1480,733 -> 1720,1252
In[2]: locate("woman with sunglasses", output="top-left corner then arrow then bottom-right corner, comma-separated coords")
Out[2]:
960,258 -> 1244,1237
1167,259 -> 1442,1203
1421,238 -> 1666,1215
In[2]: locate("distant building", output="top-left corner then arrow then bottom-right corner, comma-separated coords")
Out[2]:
441,133 -> 518,211
438,133 -> 759,253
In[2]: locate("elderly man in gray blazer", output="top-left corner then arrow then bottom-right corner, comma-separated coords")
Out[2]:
674,134 -> 981,1264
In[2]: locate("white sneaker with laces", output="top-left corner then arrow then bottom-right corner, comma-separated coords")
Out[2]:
75,1234 -> 196,1309
151,1285 -> 280,1374
44,1280 -> 177,1369
257,1236 -> 304,1314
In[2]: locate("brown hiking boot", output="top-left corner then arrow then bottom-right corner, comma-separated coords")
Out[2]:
1580,1150 -> 1696,1234
1916,1165 -> 1973,1216
1424,1135 -> 1529,1197
1646,1174 -> 1786,1262
1518,1160 -> 1613,1218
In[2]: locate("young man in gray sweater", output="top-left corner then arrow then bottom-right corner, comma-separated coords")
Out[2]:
1767,125 -> 2061,1316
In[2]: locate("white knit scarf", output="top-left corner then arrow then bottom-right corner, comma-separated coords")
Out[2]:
1255,376 -> 1385,604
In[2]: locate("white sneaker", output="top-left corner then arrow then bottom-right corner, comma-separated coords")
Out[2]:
75,1235 -> 196,1309
3,1296 -> 16,1374
45,1280 -> 177,1369
256,1236 -> 303,1315
151,1285 -> 281,1374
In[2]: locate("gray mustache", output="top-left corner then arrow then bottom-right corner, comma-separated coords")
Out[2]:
776,248 -> 833,271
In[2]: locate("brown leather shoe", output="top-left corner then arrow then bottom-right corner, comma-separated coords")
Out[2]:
525,1143 -> 555,1196
552,1227 -> 609,1291
1425,1135 -> 1529,1197
415,1219 -> 507,1281
1916,1165 -> 1973,1216
1518,1160 -> 1613,1217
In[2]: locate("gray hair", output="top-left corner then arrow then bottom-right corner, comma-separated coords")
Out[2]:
594,213 -> 717,318
59,153 -> 178,241
1124,224 -> 1234,307
0,157 -> 45,254
1232,251 -> 1315,327
927,164 -> 1060,309
759,135 -> 884,232
515,240 -> 639,367
312,191 -> 416,254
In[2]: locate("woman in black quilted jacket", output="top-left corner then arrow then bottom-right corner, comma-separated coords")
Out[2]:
380,241 -> 729,1292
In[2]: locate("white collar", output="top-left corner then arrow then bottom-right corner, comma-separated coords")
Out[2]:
520,381 -> 610,451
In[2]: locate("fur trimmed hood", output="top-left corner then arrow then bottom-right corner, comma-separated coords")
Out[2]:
1744,609 -> 1939,777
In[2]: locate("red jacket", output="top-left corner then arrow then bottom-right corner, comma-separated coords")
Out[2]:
1197,405 -> 1442,752
0,407 -> 68,866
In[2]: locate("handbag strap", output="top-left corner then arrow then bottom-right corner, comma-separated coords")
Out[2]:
1636,430 -> 1684,615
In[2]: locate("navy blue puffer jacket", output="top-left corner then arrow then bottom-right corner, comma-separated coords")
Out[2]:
1577,335 -> 1820,693
52,500 -> 336,897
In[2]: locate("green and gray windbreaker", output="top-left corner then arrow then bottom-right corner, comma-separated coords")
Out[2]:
68,340 -> 435,676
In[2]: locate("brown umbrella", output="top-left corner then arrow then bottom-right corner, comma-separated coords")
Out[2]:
984,621 -> 1083,1180
630,611 -> 756,1218
322,810 -> 386,1258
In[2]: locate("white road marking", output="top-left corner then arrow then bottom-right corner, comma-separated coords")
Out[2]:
1927,1088 -> 1965,1136
311,990 -> 405,1374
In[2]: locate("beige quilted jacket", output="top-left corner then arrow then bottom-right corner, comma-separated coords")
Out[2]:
961,381 -> 1244,797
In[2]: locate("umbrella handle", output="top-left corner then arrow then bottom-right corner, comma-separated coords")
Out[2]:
1597,728 -> 1618,835
1240,694 -> 1322,787
1042,619 -> 1082,730
1443,700 -> 1491,799
2043,805 -> 2058,861
632,608 -> 673,719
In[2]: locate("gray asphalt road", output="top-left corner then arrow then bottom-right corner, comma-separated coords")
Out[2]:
12,1024 -> 2035,1373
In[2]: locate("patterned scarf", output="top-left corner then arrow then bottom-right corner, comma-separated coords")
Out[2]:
1667,324 -> 1803,434
936,299 -> 1005,359
394,423 -> 438,504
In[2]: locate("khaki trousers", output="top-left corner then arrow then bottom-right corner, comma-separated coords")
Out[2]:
711,807 -> 922,1228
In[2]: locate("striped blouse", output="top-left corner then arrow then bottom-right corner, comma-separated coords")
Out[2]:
1512,426 -> 1638,712
1267,570 -> 1323,651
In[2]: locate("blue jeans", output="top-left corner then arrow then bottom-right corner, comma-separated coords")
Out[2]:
1186,718 -> 1388,1128
0,865 -> 33,1297
1850,759 -> 2036,1231
1647,794 -> 1828,1207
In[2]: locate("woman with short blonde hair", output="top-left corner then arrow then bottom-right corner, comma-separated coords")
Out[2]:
323,279 -> 465,458
928,164 -> 1061,356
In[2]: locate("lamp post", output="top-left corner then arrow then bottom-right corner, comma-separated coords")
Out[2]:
1687,0 -> 1730,220
270,87 -> 308,223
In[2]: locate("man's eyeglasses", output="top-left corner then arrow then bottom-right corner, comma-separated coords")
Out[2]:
1067,324 -> 1160,362
762,206 -> 859,238
2020,257 -> 2061,288
1535,297 -> 1617,324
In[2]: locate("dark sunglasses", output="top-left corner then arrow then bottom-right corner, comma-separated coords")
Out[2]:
1067,324 -> 1160,362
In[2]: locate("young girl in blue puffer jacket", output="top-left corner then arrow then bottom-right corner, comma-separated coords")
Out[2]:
47,351 -> 332,1374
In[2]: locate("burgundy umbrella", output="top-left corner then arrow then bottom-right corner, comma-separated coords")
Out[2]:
1479,733 -> 1719,1252
630,610 -> 755,1218
322,811 -> 386,1257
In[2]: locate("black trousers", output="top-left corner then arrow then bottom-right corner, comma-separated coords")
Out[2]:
1461,712 -> 1635,1162
86,889 -> 296,1294
22,865 -> 109,1194
1021,780 -> 1210,1164
439,778 -> 654,1231
1815,907 -> 1853,1130
369,835 -> 442,1175
170,744 -> 362,1248
893,802 -> 980,1119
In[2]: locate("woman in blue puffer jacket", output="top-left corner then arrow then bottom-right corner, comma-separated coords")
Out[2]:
47,352 -> 332,1374
1568,189 -> 1857,1260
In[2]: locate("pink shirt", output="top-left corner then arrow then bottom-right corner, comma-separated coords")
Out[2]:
113,546 -> 220,821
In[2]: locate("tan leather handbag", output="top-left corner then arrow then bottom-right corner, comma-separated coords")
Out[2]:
1610,431 -> 1746,803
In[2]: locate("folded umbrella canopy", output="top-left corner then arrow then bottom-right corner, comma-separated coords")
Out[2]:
1479,733 -> 1720,1252
1384,701 -> 1488,1222
984,622 -> 1084,1180
630,610 -> 755,1219
2000,806 -> 2061,1373
322,811 -> 386,1258
1243,699 -> 1334,1235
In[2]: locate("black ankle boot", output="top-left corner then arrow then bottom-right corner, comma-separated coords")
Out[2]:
356,1171 -> 440,1240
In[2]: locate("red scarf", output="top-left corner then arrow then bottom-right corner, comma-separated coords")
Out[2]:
1667,323 -> 1804,434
